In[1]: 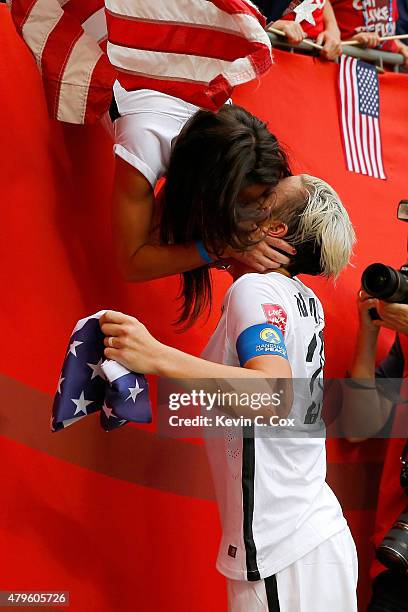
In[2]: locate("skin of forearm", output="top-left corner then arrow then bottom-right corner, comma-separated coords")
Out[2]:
157,344 -> 274,379
156,346 -> 293,419
323,2 -> 340,32
112,158 -> 210,281
342,329 -> 390,438
350,329 -> 378,378
124,242 -> 207,282
112,193 -> 206,281
342,386 -> 388,438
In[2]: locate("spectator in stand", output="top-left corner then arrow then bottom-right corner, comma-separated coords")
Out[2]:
260,1 -> 342,60
397,0 -> 408,44
331,0 -> 408,66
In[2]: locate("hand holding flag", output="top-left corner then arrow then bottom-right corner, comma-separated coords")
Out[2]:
52,311 -> 152,432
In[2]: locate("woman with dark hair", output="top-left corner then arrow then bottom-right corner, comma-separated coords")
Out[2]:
113,102 -> 294,286
160,104 -> 291,325
9,0 -> 294,286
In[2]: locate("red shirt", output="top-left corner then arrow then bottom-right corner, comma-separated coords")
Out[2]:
371,333 -> 408,578
281,0 -> 326,39
332,0 -> 399,51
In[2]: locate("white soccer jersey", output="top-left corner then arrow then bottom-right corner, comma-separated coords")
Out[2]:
202,272 -> 347,581
112,84 -> 200,187
109,84 -> 232,187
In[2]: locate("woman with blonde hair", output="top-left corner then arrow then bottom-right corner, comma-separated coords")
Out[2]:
99,173 -> 357,612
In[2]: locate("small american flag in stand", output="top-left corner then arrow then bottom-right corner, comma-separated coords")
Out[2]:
52,311 -> 152,432
339,55 -> 386,180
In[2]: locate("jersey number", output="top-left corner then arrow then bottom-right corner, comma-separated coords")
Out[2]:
304,330 -> 324,425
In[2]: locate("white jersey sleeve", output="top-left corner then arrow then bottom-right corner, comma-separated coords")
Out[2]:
112,84 -> 200,187
225,274 -> 291,367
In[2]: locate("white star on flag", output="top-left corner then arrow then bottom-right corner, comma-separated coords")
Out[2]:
294,0 -> 319,25
102,403 -> 117,419
67,340 -> 83,357
126,380 -> 144,403
52,311 -> 152,432
87,358 -> 107,380
71,391 -> 93,415
57,376 -> 65,394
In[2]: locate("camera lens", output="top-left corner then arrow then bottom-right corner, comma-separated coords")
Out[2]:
362,264 -> 408,303
376,507 -> 408,572
362,264 -> 395,298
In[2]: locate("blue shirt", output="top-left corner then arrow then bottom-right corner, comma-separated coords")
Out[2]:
253,0 -> 292,22
397,0 -> 408,42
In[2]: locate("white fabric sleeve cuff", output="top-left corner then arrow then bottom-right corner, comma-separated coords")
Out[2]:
113,144 -> 157,187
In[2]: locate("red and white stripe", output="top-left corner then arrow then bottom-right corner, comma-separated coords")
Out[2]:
9,0 -> 115,123
8,0 -> 272,123
339,55 -> 386,180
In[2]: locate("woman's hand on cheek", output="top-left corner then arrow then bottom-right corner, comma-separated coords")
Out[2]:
100,310 -> 165,375
223,235 -> 295,273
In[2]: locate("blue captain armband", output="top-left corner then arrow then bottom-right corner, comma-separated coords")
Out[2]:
236,324 -> 288,366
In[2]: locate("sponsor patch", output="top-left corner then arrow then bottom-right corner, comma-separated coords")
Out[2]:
259,327 -> 281,344
262,303 -> 287,334
228,545 -> 237,558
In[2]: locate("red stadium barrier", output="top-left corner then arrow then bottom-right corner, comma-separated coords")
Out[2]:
1,6 -> 407,610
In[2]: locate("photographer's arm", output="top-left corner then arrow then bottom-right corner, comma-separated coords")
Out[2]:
341,291 -> 393,440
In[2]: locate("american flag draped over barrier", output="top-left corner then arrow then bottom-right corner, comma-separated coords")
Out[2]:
339,55 -> 386,180
8,0 -> 272,124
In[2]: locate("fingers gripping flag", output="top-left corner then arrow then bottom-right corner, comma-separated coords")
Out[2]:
8,0 -> 273,123
339,55 -> 386,180
52,311 -> 152,432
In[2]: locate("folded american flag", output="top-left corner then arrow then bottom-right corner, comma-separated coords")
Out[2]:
52,311 -> 152,432
339,55 -> 386,180
8,0 -> 272,124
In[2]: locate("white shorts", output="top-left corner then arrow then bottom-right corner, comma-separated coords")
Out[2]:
226,527 -> 358,612
110,81 -> 200,187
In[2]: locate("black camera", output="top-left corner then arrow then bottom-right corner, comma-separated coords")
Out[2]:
362,263 -> 408,304
361,201 -> 408,315
376,442 -> 408,573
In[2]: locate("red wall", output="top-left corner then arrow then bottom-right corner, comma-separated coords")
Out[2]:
1,8 -> 407,610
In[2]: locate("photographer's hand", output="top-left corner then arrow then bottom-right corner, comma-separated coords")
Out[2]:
357,289 -> 381,335
373,301 -> 408,335
341,290 -> 392,440
351,290 -> 380,379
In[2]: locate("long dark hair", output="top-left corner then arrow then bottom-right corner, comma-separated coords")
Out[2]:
160,104 -> 291,327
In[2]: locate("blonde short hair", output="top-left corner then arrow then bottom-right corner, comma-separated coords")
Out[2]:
273,175 -> 356,278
